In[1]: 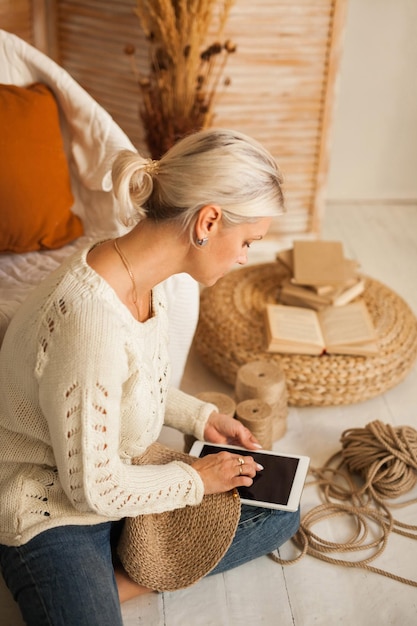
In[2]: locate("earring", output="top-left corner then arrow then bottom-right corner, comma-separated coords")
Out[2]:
196,237 -> 209,247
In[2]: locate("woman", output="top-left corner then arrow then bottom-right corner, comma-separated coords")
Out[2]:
0,129 -> 299,625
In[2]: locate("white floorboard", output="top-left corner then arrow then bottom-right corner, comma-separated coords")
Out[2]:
1,202 -> 417,625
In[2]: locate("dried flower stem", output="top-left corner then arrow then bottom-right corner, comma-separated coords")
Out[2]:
128,0 -> 236,158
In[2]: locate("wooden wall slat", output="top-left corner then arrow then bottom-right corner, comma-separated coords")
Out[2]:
56,0 -> 147,149
0,0 -> 34,43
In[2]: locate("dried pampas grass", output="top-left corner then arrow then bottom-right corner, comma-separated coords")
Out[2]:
126,0 -> 236,158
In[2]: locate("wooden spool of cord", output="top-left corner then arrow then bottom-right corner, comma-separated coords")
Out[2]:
235,360 -> 288,442
235,398 -> 273,450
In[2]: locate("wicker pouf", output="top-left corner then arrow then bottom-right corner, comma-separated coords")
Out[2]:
194,263 -> 417,407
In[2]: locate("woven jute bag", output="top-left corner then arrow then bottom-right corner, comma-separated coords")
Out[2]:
117,442 -> 241,591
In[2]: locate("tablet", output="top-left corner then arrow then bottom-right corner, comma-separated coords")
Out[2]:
190,441 -> 310,512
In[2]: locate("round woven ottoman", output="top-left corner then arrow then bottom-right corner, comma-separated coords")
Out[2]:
194,262 -> 417,407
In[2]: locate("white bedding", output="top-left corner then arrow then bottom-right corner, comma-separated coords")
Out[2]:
0,236 -> 93,344
0,30 -> 199,388
0,28 -> 132,342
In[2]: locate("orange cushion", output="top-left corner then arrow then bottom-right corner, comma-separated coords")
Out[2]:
0,82 -> 83,253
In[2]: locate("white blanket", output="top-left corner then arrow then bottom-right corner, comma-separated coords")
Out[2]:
0,30 -> 199,387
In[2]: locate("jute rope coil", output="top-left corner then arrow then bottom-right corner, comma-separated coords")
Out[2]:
194,263 -> 417,406
235,360 -> 288,442
270,421 -> 417,587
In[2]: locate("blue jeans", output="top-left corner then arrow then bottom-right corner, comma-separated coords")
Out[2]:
0,505 -> 299,625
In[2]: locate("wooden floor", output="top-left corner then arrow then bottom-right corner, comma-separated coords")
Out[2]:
121,202 -> 417,626
2,202 -> 417,625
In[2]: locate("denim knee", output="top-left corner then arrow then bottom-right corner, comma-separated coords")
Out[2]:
209,505 -> 300,576
0,524 -> 123,626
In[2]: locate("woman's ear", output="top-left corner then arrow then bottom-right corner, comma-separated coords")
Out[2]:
195,205 -> 222,242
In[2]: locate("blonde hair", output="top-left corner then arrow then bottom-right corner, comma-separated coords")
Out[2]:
111,128 -> 285,237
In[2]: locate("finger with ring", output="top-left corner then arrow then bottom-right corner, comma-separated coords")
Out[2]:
238,457 -> 245,466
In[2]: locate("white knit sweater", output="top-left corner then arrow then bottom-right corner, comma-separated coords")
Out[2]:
0,247 -> 215,546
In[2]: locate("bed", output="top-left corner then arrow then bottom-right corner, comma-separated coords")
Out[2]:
0,29 -> 199,388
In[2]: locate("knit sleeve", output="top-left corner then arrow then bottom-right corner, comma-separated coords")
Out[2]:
36,298 -> 204,517
164,387 -> 217,441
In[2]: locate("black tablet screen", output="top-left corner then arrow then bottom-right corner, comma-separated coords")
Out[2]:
199,445 -> 300,506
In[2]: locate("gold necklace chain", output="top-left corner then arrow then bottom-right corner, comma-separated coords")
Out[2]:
113,238 -> 151,320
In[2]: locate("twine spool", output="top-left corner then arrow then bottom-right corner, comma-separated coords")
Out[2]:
235,360 -> 288,442
235,398 -> 273,450
196,391 -> 236,419
185,392 -> 236,453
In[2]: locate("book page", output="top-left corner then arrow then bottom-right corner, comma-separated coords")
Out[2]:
319,301 -> 376,347
266,304 -> 324,346
331,278 -> 365,306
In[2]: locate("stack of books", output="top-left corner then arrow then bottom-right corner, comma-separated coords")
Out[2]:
264,240 -> 378,357
276,240 -> 365,311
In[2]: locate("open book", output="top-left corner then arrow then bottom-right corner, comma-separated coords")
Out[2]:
264,300 -> 379,356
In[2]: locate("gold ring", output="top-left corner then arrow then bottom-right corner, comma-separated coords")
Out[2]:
239,465 -> 243,475
238,457 -> 245,466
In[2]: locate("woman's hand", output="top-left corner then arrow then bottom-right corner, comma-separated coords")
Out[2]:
203,411 -> 262,451
192,450 -> 263,495
191,411 -> 264,494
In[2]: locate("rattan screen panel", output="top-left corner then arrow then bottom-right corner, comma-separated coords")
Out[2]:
54,0 -> 347,237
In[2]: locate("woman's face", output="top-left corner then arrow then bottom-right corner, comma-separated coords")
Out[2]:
193,216 -> 272,286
